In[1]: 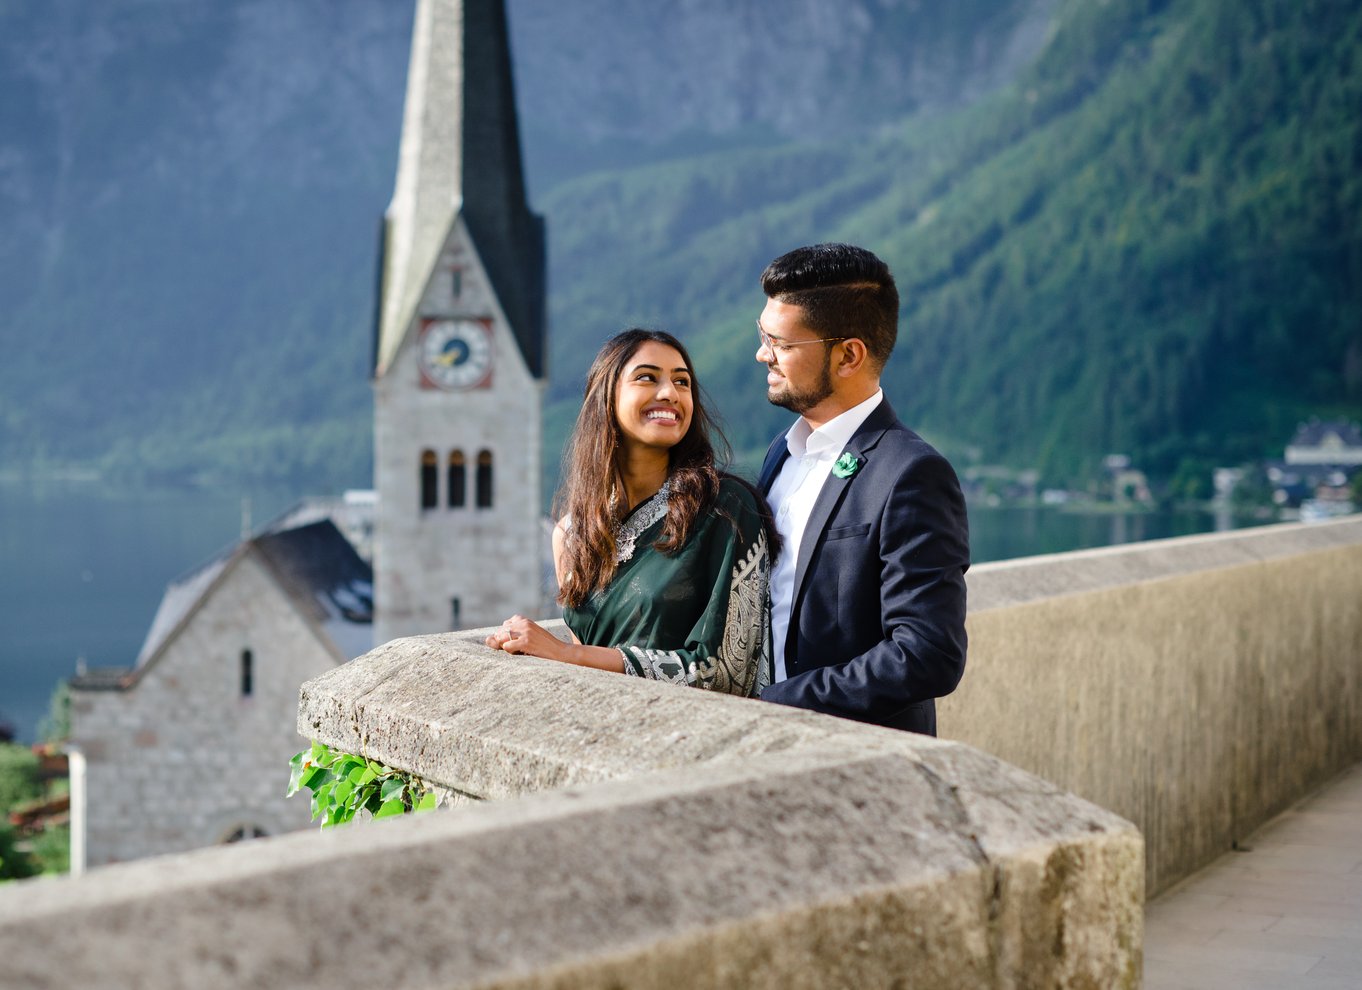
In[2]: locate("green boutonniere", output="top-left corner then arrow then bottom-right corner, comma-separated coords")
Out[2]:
832,452 -> 862,479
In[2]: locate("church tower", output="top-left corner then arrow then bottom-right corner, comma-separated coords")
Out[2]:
372,0 -> 546,643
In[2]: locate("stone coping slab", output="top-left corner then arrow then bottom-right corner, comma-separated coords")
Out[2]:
0,732 -> 1141,989
966,515 -> 1362,612
297,630 -> 933,800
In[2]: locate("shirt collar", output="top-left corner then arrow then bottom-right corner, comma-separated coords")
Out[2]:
785,389 -> 884,459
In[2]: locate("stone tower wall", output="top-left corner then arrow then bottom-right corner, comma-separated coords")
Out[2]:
374,216 -> 545,642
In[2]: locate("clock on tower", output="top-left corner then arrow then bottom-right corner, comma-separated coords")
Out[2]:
419,318 -> 493,390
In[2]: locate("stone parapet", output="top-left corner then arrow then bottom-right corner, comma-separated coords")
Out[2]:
2,632 -> 1142,989
944,514 -> 1362,895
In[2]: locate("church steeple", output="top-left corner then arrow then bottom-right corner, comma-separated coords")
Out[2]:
371,0 -> 548,642
375,0 -> 545,379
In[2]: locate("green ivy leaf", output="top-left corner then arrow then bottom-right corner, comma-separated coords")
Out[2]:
310,782 -> 333,822
290,739 -> 439,830
333,757 -> 363,780
286,751 -> 307,797
374,799 -> 405,820
326,800 -> 354,828
333,779 -> 355,806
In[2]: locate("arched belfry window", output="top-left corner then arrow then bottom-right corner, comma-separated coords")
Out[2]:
420,450 -> 438,509
476,450 -> 494,508
448,450 -> 467,508
223,824 -> 268,843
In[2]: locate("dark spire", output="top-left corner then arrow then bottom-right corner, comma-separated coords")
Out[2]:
375,0 -> 545,378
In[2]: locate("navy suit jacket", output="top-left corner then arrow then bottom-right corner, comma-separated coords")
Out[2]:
757,398 -> 969,734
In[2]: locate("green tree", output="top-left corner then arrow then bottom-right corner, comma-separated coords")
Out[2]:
29,825 -> 70,876
0,823 -> 38,881
0,744 -> 40,814
39,681 -> 70,744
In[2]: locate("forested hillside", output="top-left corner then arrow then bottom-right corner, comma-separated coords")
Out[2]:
0,1 -> 412,485
1,0 -> 1357,491
544,0 -> 1362,484
0,0 -> 1051,489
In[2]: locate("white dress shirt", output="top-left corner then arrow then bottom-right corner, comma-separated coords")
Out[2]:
768,389 -> 883,682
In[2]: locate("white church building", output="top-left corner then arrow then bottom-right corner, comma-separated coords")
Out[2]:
68,0 -> 547,870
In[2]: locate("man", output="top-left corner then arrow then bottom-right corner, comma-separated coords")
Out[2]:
755,243 -> 969,734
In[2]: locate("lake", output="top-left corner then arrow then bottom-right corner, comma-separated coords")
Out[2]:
0,481 -> 1259,744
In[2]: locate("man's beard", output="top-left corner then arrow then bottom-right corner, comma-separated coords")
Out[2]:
767,360 -> 834,414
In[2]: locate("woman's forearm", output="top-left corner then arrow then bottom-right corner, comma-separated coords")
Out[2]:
556,641 -> 625,673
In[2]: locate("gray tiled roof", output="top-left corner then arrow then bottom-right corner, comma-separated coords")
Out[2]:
67,667 -> 134,691
133,553 -> 232,669
1290,419 -> 1362,447
74,518 -> 373,692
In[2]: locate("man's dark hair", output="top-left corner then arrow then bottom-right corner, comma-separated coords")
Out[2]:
760,243 -> 899,368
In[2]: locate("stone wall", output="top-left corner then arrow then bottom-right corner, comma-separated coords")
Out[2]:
4,637 -> 1143,989
20,516 -> 1359,985
941,515 -> 1362,895
69,551 -> 336,866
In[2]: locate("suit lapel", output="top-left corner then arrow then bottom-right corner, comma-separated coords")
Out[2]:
757,431 -> 791,494
788,400 -> 897,617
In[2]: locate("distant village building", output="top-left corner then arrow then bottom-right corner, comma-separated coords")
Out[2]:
66,0 -> 545,870
68,520 -> 372,869
1284,420 -> 1362,467
1213,467 -> 1245,501
1102,454 -> 1153,504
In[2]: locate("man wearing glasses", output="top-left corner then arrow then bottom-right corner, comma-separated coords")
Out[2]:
754,243 -> 969,735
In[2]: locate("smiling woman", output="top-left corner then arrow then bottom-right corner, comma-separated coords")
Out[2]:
487,329 -> 777,697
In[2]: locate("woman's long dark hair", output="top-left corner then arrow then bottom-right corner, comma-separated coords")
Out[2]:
556,329 -> 726,608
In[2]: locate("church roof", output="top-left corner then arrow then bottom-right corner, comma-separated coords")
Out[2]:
72,516 -> 373,693
374,0 -> 545,379
132,552 -> 232,669
252,521 -> 375,662
1289,419 -> 1362,448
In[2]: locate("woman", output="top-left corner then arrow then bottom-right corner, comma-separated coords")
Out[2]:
486,329 -> 774,696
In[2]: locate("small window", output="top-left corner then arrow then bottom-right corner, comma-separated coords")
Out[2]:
450,597 -> 462,630
448,450 -> 467,508
450,268 -> 463,300
476,450 -> 493,508
420,450 -> 438,509
224,825 -> 268,843
240,649 -> 254,697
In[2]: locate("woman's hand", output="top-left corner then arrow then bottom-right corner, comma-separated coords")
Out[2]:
484,616 -> 626,674
485,615 -> 568,661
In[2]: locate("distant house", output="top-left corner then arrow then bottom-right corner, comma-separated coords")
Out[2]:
1285,420 -> 1362,467
68,518 -> 372,870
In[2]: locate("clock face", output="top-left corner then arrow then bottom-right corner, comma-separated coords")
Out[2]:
420,319 -> 492,390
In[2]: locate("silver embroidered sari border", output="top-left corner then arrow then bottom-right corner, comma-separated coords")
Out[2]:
613,480 -> 671,563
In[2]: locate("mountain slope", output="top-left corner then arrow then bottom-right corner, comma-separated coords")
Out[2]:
1,0 -> 1356,492
542,0 -> 1362,483
0,0 -> 1053,488
0,0 -> 413,485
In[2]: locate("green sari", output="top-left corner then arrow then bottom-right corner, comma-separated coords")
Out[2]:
564,477 -> 771,697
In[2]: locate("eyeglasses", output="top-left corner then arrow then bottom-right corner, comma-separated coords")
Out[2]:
755,320 -> 848,358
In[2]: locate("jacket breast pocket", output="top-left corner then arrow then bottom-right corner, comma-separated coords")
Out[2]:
824,522 -> 871,541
